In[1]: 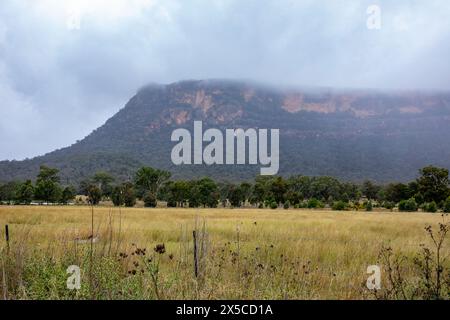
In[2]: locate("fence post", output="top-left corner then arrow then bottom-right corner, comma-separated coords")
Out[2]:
5,225 -> 9,253
193,230 -> 198,278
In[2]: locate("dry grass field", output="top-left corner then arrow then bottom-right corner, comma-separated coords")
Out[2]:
0,206 -> 448,300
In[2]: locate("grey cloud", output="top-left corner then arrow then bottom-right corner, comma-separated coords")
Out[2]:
0,0 -> 449,160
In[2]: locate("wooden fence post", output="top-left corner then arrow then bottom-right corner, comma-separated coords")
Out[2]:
5,225 -> 9,253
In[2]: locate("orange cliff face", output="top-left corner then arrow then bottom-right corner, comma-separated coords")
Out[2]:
140,82 -> 450,139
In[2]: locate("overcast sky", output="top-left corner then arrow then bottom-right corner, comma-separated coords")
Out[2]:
0,0 -> 449,160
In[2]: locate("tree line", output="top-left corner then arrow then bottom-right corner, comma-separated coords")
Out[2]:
1,165 -> 450,212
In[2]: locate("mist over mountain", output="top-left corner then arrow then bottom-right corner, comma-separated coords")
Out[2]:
1,79 -> 450,185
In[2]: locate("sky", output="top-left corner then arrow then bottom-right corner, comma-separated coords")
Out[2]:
0,0 -> 450,160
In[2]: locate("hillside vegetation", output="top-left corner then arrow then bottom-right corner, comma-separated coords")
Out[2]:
1,80 -> 450,184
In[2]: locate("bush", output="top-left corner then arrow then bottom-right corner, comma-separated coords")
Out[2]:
424,201 -> 438,213
270,202 -> 278,209
143,192 -> 157,208
307,198 -> 324,209
283,201 -> 290,209
332,201 -> 348,211
398,198 -> 418,212
444,197 -> 450,213
264,199 -> 274,208
382,201 -> 395,210
298,201 -> 307,208
365,201 -> 373,212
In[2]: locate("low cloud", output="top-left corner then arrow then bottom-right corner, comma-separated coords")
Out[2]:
1,0 -> 449,160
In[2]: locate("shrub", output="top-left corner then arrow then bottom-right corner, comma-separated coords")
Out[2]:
444,196 -> 450,213
365,200 -> 373,212
270,202 -> 278,209
307,198 -> 324,209
264,199 -> 273,208
398,198 -> 418,212
283,201 -> 290,209
332,201 -> 348,211
424,201 -> 438,213
382,201 -> 395,210
298,201 -> 307,208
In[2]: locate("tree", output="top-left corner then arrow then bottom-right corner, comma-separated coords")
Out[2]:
217,182 -> 233,207
111,185 -> 125,206
341,182 -> 361,201
134,167 -> 171,199
270,177 -> 287,204
17,180 -> 34,204
61,186 -> 76,204
287,191 -> 303,205
92,172 -> 115,197
417,166 -> 450,203
309,176 -> 342,202
384,183 -> 410,203
166,181 -> 190,207
362,180 -> 380,200
86,185 -> 102,205
34,166 -> 62,203
239,182 -> 252,204
199,178 -> 219,208
0,181 -> 21,203
122,182 -> 136,207
143,192 -> 157,208
251,176 -> 271,206
407,181 -> 419,198
228,185 -> 244,207
188,178 -> 219,208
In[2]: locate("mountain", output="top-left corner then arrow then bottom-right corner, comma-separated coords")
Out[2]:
1,79 -> 450,185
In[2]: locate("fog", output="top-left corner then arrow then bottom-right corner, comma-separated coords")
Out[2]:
1,0 -> 449,160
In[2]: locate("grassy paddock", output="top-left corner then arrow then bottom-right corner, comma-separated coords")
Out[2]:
0,206 -> 448,300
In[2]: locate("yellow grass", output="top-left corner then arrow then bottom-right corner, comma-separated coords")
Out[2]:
0,206 -> 447,299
